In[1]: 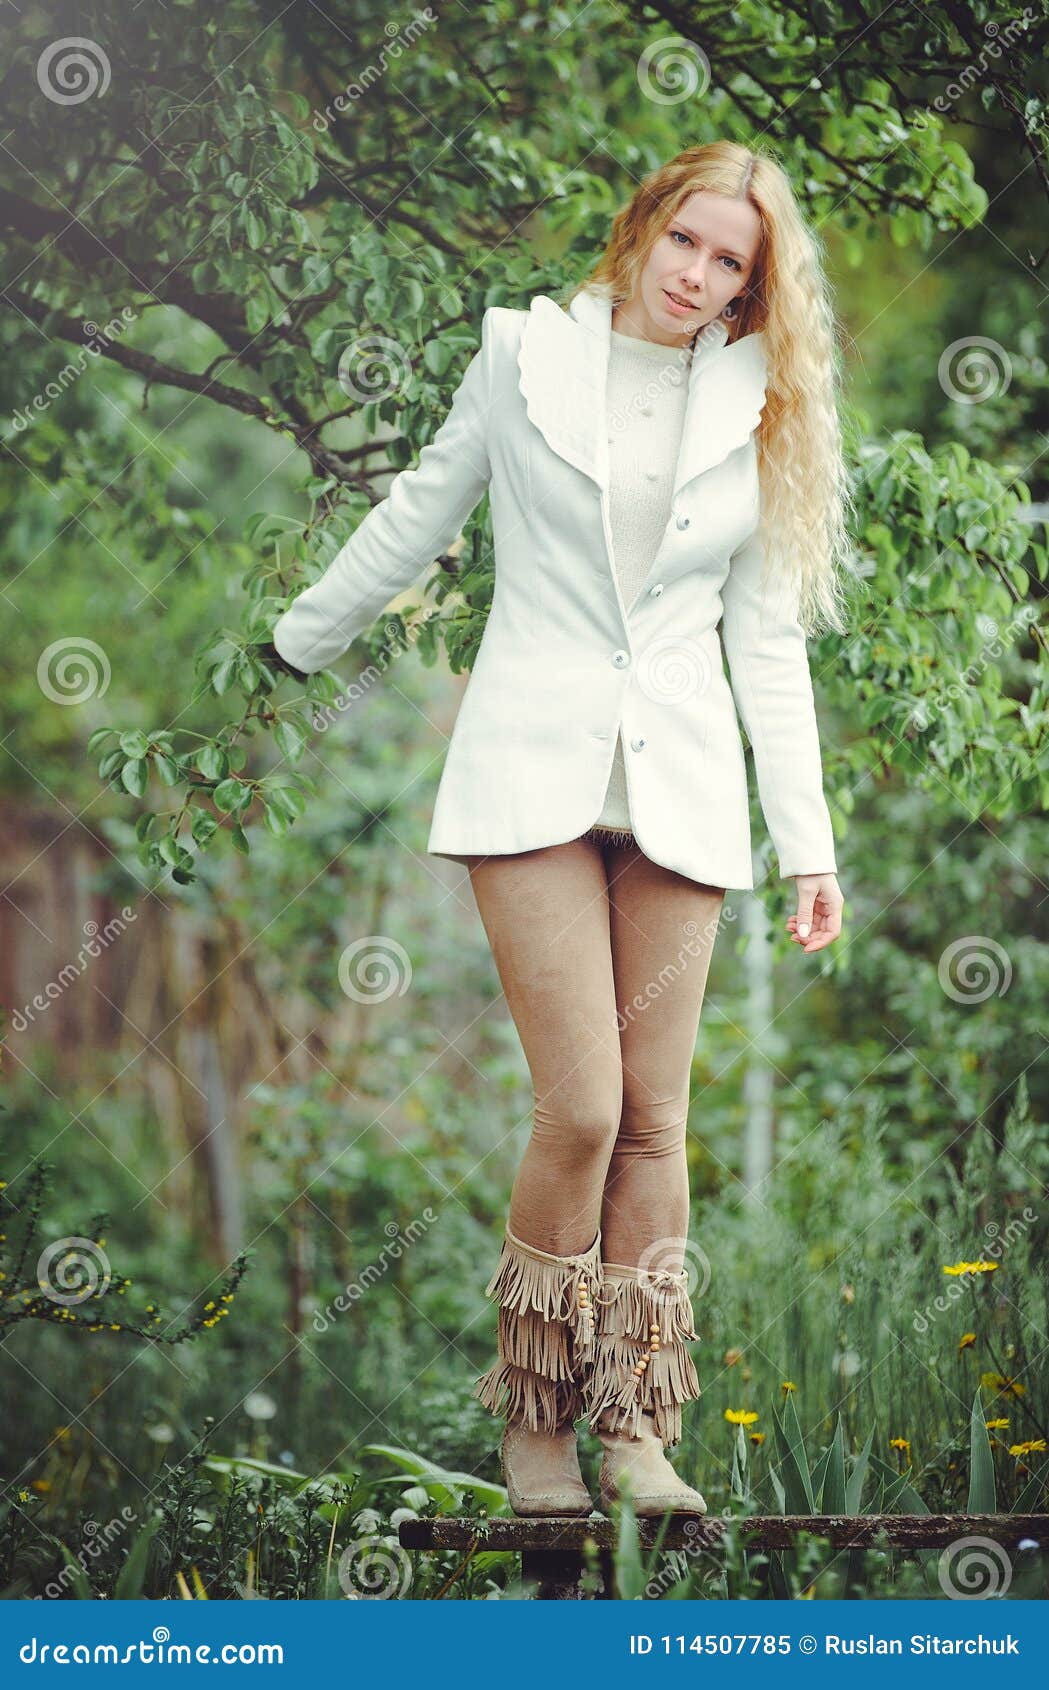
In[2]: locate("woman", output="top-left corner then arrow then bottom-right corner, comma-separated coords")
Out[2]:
269,141 -> 849,1517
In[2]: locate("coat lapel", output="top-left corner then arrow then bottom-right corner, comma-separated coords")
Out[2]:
516,283 -> 768,501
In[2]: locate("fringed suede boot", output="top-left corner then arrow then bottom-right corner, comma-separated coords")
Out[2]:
585,1260 -> 708,1516
473,1224 -> 602,1517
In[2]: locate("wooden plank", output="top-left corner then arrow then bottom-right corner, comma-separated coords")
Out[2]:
400,1513 -> 1049,1553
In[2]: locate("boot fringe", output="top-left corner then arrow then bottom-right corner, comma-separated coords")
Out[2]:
494,1304 -> 574,1381
481,1225 -> 602,1366
584,1265 -> 701,1447
595,1270 -> 698,1342
474,1227 -> 603,1430
472,1359 -> 581,1432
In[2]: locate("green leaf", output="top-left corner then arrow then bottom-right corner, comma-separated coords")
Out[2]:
152,754 -> 179,786
845,1423 -> 876,1513
423,338 -> 453,378
869,1455 -> 929,1514
196,744 -> 229,781
274,719 -> 307,762
119,730 -> 150,758
213,778 -> 252,814
967,1386 -> 997,1513
230,824 -> 251,855
113,1521 -> 158,1600
211,656 -> 239,696
121,758 -> 148,797
822,1415 -> 847,1513
356,1445 -> 506,1515
57,1544 -> 93,1599
613,1493 -> 645,1600
265,784 -> 304,822
191,810 -> 219,846
772,1393 -> 815,1513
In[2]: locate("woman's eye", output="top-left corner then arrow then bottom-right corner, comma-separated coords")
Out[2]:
670,230 -> 690,246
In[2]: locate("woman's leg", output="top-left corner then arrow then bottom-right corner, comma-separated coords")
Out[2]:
465,836 -> 622,1256
599,839 -> 725,1268
577,838 -> 724,1469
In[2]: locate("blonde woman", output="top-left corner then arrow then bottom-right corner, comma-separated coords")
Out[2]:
269,142 -> 849,1517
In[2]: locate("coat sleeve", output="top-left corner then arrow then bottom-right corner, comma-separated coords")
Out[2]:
271,309 -> 495,674
719,521 -> 837,879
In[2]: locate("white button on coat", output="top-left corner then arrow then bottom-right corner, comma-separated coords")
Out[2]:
272,285 -> 838,890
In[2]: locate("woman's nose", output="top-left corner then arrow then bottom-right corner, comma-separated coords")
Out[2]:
680,254 -> 710,287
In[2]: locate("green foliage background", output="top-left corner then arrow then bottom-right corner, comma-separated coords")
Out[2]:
0,0 -> 1046,1598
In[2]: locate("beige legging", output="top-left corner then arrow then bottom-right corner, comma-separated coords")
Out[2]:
464,830 -> 725,1270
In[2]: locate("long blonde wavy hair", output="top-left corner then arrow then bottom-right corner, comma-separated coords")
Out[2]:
566,141 -> 853,636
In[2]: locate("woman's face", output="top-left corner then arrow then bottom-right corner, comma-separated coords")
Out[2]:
623,189 -> 762,346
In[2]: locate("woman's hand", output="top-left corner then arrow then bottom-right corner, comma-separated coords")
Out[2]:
257,638 -> 310,684
785,872 -> 844,954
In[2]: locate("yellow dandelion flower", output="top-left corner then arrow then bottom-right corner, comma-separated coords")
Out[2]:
723,1347 -> 743,1366
958,1332 -> 976,1351
981,1372 -> 1026,1398
724,1409 -> 759,1426
1008,1440 -> 1046,1458
943,1260 -> 998,1276
749,1432 -> 765,1445
985,1418 -> 1010,1431
781,1380 -> 797,1394
889,1437 -> 911,1455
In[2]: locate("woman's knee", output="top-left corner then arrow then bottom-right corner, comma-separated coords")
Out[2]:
612,1092 -> 690,1160
531,1078 -> 623,1159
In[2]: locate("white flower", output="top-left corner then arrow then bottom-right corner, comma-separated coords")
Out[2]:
242,1391 -> 277,1421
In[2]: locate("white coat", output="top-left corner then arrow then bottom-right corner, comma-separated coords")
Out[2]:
271,285 -> 838,891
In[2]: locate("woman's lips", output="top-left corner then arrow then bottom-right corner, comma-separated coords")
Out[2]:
662,287 -> 700,316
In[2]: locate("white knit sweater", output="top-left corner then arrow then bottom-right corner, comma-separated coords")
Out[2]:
590,326 -> 693,835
